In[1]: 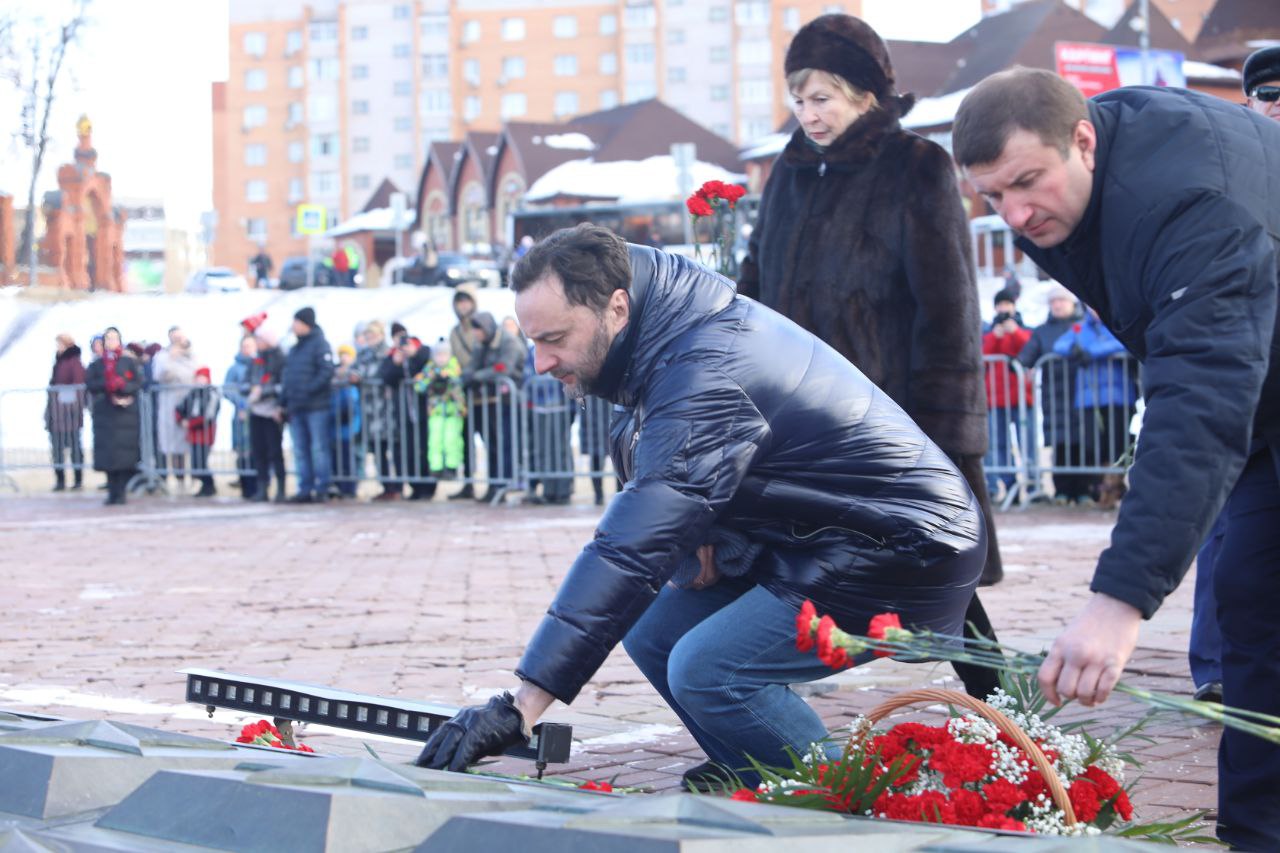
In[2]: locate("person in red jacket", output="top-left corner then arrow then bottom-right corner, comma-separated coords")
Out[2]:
982,289 -> 1033,498
176,367 -> 222,497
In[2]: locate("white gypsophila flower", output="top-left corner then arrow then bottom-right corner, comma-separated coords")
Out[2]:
902,768 -> 951,797
847,715 -> 874,740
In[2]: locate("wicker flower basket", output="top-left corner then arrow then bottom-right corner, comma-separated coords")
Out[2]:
857,687 -> 1078,827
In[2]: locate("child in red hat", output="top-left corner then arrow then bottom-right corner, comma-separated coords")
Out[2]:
176,367 -> 222,496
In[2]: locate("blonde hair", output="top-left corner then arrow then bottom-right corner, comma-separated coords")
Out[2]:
787,68 -> 878,112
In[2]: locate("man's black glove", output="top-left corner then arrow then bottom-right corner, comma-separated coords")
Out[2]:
414,692 -> 529,772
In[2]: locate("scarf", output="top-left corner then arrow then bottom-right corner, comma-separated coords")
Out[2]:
104,348 -> 126,395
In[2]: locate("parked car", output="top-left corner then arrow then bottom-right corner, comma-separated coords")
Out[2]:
399,252 -> 501,288
278,257 -> 337,290
185,267 -> 249,294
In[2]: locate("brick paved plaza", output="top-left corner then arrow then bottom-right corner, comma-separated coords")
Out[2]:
0,491 -> 1218,830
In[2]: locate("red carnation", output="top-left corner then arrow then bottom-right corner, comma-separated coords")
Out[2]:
686,196 -> 714,217
579,780 -> 614,792
795,600 -> 817,652
729,788 -> 758,802
815,615 -> 837,665
978,813 -> 1028,832
867,612 -> 903,658
1111,788 -> 1134,821
950,788 -> 987,826
929,740 -> 994,788
1067,777 -> 1103,824
1020,771 -> 1047,802
981,778 -> 1026,816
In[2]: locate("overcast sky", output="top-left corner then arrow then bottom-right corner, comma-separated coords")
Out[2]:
0,0 -> 980,231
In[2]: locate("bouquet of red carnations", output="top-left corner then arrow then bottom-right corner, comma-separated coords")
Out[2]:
236,719 -> 315,753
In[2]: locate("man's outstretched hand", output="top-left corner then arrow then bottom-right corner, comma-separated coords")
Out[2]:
414,692 -> 529,771
1038,592 -> 1142,707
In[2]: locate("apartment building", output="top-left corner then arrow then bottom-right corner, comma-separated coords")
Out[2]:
212,0 -> 860,270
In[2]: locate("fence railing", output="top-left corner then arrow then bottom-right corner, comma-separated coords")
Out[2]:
1,354 -> 1138,508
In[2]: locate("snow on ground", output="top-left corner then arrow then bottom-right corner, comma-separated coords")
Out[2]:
0,285 -> 516,451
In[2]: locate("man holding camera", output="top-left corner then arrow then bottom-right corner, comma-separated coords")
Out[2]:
982,289 -> 1030,499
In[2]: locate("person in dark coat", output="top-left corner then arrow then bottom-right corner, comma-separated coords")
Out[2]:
247,327 -> 287,502
84,327 -> 143,505
955,68 -> 1280,851
414,225 -> 987,789
45,333 -> 87,491
282,307 -> 336,503
1017,286 -> 1090,503
378,334 -> 434,500
461,311 -> 525,503
737,14 -> 1003,591
224,334 -> 258,500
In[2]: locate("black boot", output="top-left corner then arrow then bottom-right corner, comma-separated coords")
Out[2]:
681,761 -> 738,793
71,470 -> 83,490
53,471 -> 65,492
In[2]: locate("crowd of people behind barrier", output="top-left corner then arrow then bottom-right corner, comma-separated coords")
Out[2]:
33,280 -> 1141,509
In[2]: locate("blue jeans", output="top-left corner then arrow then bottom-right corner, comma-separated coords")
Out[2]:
622,578 -> 849,786
1214,448 -> 1280,851
289,408 -> 333,497
1188,513 -> 1225,688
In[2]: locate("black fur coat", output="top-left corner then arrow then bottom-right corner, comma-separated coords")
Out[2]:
739,104 -> 987,458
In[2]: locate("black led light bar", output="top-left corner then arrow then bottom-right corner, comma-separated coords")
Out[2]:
179,668 -> 573,768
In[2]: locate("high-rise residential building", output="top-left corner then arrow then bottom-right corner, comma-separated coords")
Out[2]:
212,0 -> 859,269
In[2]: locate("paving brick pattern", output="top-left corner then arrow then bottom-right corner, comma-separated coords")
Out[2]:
0,491 -> 1218,834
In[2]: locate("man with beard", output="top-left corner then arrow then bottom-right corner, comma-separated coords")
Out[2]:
414,224 -> 991,790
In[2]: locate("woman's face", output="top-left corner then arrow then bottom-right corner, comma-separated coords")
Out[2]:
103,330 -> 121,350
791,72 -> 871,147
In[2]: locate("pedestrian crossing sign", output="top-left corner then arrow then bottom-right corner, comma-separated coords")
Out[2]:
296,204 -> 326,235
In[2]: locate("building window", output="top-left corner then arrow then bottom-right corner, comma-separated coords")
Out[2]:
600,52 -> 617,74
244,69 -> 267,91
243,32 -> 266,57
393,4 -> 411,19
420,15 -> 448,39
710,45 -> 729,63
246,180 -> 268,202
600,89 -> 619,109
352,136 -> 370,153
246,218 -> 267,240
352,64 -> 369,80
394,153 -> 413,169
502,56 -> 525,80
392,43 -> 411,58
464,96 -> 481,122
501,92 -> 527,118
735,1 -> 768,25
394,116 -> 412,131
393,80 -> 412,96
553,15 -> 578,38
352,25 -> 368,40
308,95 -> 335,121
288,178 -> 304,203
554,54 -> 578,76
464,58 -> 480,86
285,29 -> 303,55
244,144 -> 267,166
287,102 -> 304,127
462,20 -> 481,44
554,91 -> 579,117
738,40 -> 770,65
668,29 -> 685,45
738,78 -> 771,103
669,66 -> 686,84
421,89 -> 450,114
710,84 -> 730,101
309,58 -> 339,81
422,54 -> 448,78
309,21 -> 336,42
739,117 -> 772,141
709,6 -> 730,21
625,4 -> 656,28
600,13 -> 617,35
312,133 -> 338,157
288,140 -> 305,163
625,80 -> 656,102
288,66 -> 304,88
353,174 -> 371,190
783,7 -> 801,31
310,172 -> 337,196
501,17 -> 525,40
625,43 -> 655,64
242,105 -> 267,128
353,100 -> 370,115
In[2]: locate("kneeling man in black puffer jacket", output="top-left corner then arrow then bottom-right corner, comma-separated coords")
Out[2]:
416,224 -> 988,787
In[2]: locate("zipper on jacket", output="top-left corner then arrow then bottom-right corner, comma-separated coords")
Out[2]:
790,522 -> 885,550
818,161 -> 827,177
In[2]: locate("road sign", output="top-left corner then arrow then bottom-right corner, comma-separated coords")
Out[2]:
295,204 -> 326,235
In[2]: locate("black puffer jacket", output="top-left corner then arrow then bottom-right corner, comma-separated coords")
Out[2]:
282,326 -> 335,414
516,247 -> 985,704
1020,87 -> 1280,618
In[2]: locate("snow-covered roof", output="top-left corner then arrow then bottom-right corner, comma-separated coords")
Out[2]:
1184,60 -> 1240,81
902,86 -> 973,130
540,132 -> 595,151
326,207 -> 416,237
524,155 -> 746,204
739,132 -> 791,162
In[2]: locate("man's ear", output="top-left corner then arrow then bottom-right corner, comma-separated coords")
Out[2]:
1074,120 -> 1097,172
608,288 -> 630,333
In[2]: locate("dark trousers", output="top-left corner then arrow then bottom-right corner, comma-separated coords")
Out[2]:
250,415 -> 286,499
190,443 -> 214,492
1215,448 -> 1280,851
51,430 -> 84,484
1051,442 -> 1098,501
1189,512 -> 1225,689
369,435 -> 399,494
332,436 -> 358,496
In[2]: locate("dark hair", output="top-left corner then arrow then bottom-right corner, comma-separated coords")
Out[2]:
510,223 -> 631,313
993,288 -> 1017,306
953,67 -> 1088,167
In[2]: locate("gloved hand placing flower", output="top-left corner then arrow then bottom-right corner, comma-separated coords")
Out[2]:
414,691 -> 530,772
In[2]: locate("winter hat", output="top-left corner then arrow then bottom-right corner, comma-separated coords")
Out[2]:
145,342 -> 163,357
390,321 -> 408,338
255,327 -> 280,348
337,343 -> 356,359
294,306 -> 316,328
453,286 -> 477,306
195,366 -> 211,381
241,311 -> 267,334
993,288 -> 1018,306
784,14 -> 910,112
1243,46 -> 1280,96
1047,284 -> 1075,302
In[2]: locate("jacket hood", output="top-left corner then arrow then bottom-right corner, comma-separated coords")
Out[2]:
57,345 -> 82,361
594,246 -> 736,407
470,311 -> 498,342
782,100 -> 910,168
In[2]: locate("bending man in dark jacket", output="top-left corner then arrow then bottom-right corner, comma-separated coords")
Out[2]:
281,307 -> 335,503
955,69 -> 1280,851
416,224 -> 987,787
